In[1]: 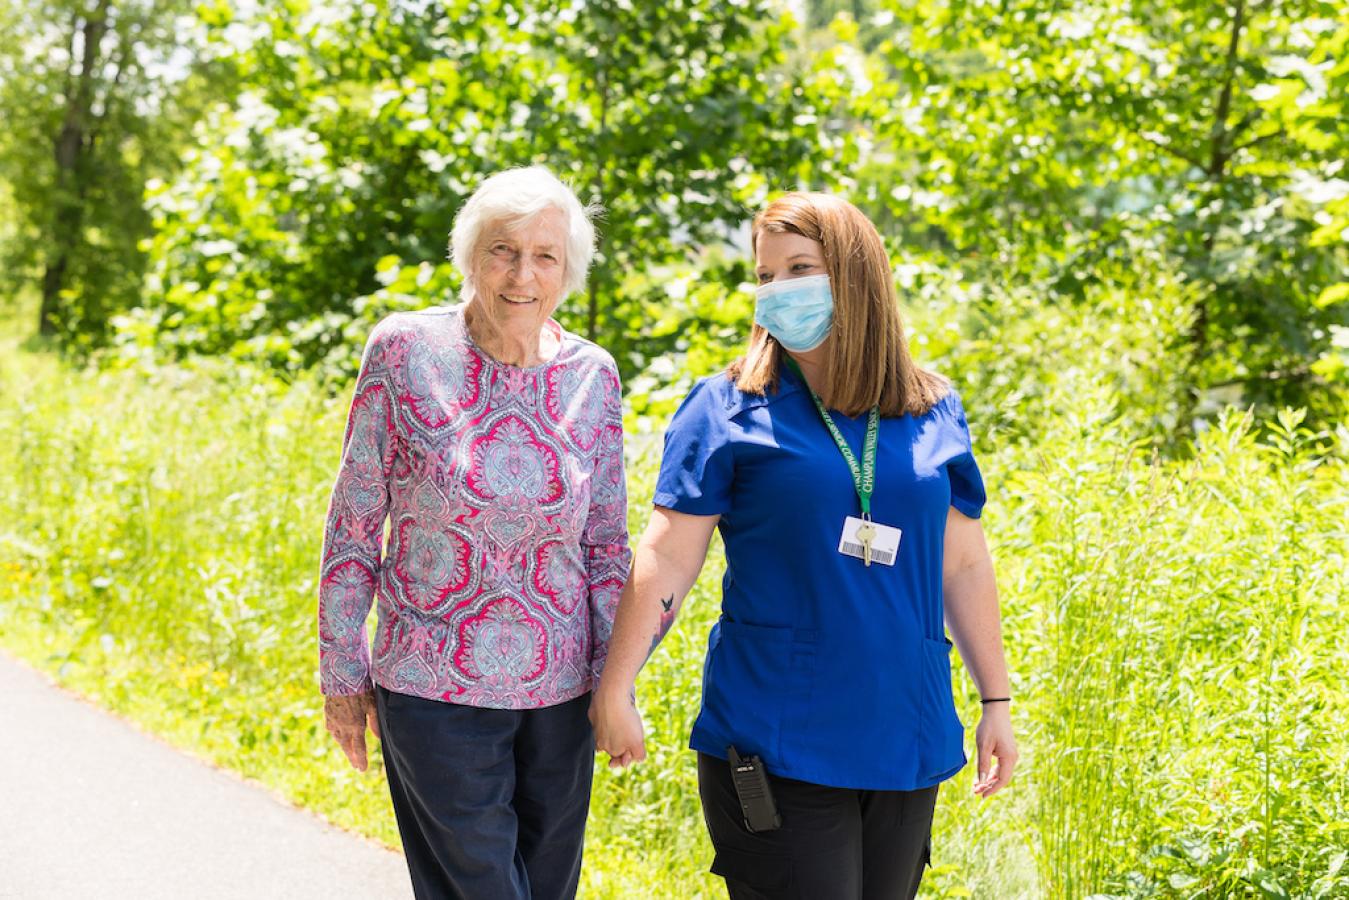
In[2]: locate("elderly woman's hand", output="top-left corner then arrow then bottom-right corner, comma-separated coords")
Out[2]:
590,685 -> 646,769
324,691 -> 381,772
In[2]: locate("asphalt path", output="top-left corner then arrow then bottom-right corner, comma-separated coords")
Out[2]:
0,650 -> 413,899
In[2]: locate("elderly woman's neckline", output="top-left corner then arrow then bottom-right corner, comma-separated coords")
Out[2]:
461,304 -> 564,369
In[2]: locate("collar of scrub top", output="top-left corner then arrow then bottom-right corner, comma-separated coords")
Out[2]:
710,356 -> 809,419
773,355 -> 809,397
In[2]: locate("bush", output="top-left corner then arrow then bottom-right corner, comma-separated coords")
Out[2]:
1,341 -> 1344,898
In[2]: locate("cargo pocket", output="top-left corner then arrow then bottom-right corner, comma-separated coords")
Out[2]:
918,637 -> 967,781
710,847 -> 793,893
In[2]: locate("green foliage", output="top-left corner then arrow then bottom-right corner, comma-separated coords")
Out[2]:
122,0 -> 840,382
0,0 -> 218,346
3,1 -> 1348,895
843,0 -> 1349,429
5,0 -> 1347,438
898,237 -> 1196,444
1001,400 -> 1346,897
0,343 -> 395,837
2,332 -> 1344,898
82,0 -> 1345,441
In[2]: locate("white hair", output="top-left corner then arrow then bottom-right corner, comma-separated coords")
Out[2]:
449,166 -> 599,303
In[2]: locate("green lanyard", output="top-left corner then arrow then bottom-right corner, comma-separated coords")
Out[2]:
786,359 -> 879,519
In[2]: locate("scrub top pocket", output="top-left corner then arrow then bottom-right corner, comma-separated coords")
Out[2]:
918,637 -> 967,782
695,619 -> 812,765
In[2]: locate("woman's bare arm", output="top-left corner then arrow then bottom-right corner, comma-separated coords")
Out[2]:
590,506 -> 720,767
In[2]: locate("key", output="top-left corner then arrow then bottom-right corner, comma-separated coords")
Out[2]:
855,521 -> 876,567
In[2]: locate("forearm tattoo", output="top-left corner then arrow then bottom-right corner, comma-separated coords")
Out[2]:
647,594 -> 677,658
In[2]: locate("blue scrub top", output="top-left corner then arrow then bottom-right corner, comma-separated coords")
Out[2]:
653,364 -> 986,791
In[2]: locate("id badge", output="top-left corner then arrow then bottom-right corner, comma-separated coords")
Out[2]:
838,515 -> 901,567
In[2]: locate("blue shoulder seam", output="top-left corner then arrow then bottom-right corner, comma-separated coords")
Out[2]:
708,372 -> 802,419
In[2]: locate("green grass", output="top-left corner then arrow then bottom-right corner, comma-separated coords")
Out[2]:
1,338 -> 1345,898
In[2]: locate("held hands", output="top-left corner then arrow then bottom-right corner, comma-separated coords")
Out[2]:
324,691 -> 381,772
972,702 -> 1018,798
589,685 -> 647,769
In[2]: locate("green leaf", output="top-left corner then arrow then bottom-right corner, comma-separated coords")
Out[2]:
1313,283 -> 1349,309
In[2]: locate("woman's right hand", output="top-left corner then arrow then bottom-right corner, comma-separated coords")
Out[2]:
324,691 -> 381,772
590,685 -> 647,769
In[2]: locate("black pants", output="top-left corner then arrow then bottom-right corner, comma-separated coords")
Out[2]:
698,753 -> 938,900
375,686 -> 594,900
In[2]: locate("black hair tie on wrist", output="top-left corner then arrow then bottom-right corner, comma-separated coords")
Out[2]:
980,697 -> 1011,704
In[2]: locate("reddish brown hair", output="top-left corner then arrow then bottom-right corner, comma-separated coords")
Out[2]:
729,192 -> 948,417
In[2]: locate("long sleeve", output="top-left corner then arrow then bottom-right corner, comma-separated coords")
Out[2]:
317,325 -> 397,696
582,362 -> 632,683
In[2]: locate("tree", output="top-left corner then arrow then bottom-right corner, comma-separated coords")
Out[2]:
128,0 -> 843,379
841,0 -> 1348,431
0,0 -> 209,344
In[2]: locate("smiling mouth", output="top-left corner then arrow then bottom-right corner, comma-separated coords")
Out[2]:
499,294 -> 537,305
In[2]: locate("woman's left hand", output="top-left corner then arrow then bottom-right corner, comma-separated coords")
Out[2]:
972,703 -> 1018,797
324,691 -> 381,772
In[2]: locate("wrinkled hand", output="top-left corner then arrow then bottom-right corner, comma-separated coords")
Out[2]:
324,691 -> 381,772
590,687 -> 646,769
973,703 -> 1018,797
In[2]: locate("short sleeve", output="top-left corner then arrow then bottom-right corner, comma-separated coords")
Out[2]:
945,392 -> 986,519
652,377 -> 735,515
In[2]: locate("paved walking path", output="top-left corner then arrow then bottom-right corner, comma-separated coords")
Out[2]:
0,651 -> 413,899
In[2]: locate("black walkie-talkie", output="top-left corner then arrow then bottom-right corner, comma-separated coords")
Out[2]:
728,746 -> 781,833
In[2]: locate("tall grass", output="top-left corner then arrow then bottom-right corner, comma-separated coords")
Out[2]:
1,342 -> 1345,898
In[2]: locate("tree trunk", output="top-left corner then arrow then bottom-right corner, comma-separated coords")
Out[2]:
38,258 -> 68,336
38,0 -> 111,337
1177,0 -> 1246,436
587,55 -> 611,342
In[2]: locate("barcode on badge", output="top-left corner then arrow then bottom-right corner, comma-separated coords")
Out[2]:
840,541 -> 896,566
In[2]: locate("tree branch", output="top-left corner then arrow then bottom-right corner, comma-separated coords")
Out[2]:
1206,365 -> 1315,390
1233,128 -> 1283,154
1112,81 -> 1207,171
1138,132 -> 1206,171
1207,0 -> 1247,177
90,30 -> 129,139
587,56 -> 610,342
63,10 -> 79,105
1229,108 -> 1259,142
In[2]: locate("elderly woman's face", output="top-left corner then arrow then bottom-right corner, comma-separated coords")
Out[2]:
471,209 -> 568,330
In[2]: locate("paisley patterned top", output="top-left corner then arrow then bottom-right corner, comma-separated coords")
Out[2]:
317,305 -> 631,709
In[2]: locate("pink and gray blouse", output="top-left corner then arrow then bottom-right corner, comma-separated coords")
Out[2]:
317,306 -> 631,710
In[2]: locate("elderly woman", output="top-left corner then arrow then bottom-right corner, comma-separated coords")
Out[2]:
592,192 -> 1017,899
318,166 -> 630,900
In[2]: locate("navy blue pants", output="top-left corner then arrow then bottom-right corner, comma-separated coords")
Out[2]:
375,686 -> 595,900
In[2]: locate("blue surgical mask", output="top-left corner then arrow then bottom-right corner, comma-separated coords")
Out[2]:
754,274 -> 834,352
